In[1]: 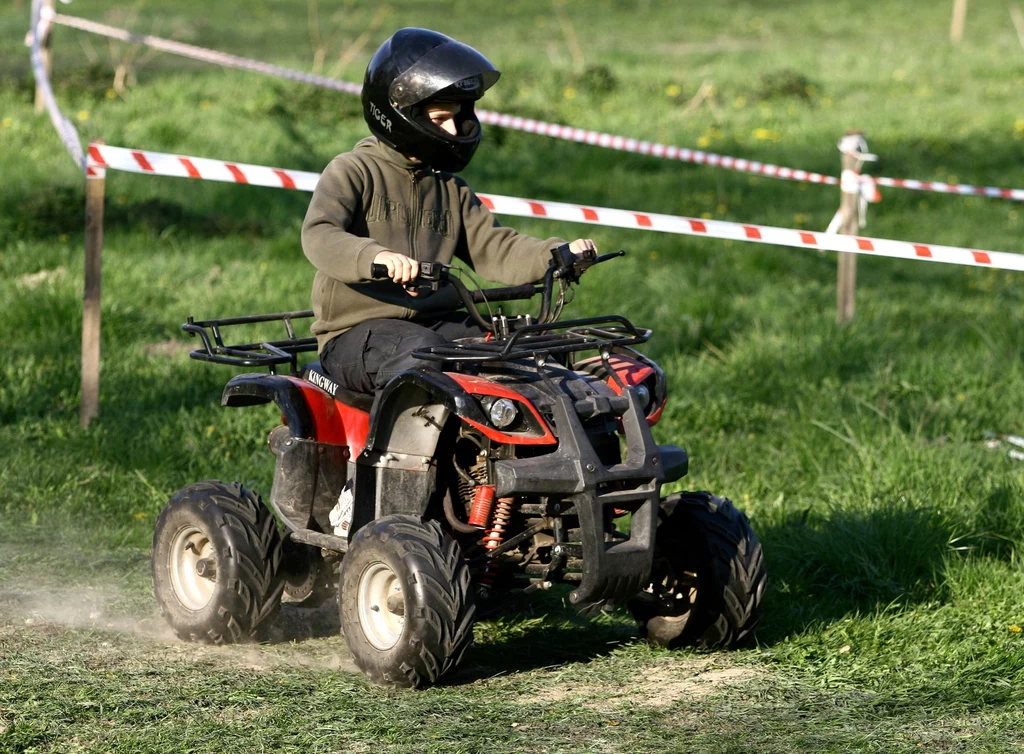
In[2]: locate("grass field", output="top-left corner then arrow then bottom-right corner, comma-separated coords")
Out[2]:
3,0 -> 1024,751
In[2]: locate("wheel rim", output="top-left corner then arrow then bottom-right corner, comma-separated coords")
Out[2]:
357,561 -> 405,650
646,562 -> 699,624
168,525 -> 217,611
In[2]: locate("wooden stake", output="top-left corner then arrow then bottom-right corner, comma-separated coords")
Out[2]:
836,135 -> 862,324
33,0 -> 55,114
82,143 -> 106,428
951,0 -> 968,43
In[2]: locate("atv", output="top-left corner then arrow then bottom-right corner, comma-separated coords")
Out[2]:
152,244 -> 766,688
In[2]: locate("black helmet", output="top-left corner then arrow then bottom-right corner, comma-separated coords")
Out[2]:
361,28 -> 500,172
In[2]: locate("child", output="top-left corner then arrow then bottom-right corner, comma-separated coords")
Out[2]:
302,27 -> 596,394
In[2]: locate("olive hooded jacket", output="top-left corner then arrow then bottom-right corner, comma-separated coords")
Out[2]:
302,137 -> 565,351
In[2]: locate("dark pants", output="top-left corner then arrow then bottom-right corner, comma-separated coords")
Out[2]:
320,312 -> 485,394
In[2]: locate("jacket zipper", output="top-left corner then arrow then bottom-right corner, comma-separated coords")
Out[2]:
406,169 -> 418,319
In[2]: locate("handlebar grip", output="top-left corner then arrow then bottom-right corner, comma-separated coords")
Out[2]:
371,263 -> 388,279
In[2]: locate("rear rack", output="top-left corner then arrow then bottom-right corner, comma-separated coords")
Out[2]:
412,316 -> 650,364
182,310 -> 317,373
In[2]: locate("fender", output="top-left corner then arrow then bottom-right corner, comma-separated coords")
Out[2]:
576,351 -> 668,426
221,373 -> 370,453
222,373 -> 315,437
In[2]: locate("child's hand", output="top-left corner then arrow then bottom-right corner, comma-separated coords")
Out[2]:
373,250 -> 420,296
569,238 -> 597,256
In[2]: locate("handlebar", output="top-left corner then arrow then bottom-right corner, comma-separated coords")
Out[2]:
370,244 -> 625,332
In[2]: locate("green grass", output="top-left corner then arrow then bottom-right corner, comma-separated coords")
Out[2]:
3,0 -> 1024,751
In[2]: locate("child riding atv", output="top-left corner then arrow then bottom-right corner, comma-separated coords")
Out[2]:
153,28 -> 766,690
302,27 -> 596,394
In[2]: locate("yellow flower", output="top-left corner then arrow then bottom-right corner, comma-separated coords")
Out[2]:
562,87 -> 576,100
518,87 -> 532,98
134,512 -> 149,520
105,88 -> 117,99
696,135 -> 711,148
717,204 -> 728,214
1014,119 -> 1024,138
956,393 -> 966,402
59,234 -> 69,243
733,96 -> 746,108
753,127 -> 780,142
649,251 -> 659,260
77,110 -> 90,122
1010,625 -> 1022,633
199,99 -> 212,110
1,117 -> 12,129
794,213 -> 808,225
665,84 -> 681,98
701,212 -> 712,220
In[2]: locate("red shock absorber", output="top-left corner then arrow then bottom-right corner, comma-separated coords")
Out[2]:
468,484 -> 496,528
477,497 -> 514,592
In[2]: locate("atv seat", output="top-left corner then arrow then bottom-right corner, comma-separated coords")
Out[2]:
301,362 -> 375,412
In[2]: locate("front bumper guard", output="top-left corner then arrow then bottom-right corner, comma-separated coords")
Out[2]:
493,389 -> 687,612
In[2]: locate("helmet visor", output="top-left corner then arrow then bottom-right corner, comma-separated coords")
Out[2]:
390,41 -> 500,108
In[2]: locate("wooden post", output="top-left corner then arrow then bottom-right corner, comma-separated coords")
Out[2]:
950,0 -> 968,43
82,143 -> 105,428
33,0 -> 55,114
836,134 -> 863,324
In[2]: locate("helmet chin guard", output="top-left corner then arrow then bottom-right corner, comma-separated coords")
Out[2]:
362,28 -> 500,172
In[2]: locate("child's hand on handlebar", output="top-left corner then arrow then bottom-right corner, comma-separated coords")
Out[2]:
568,238 -> 597,256
372,250 -> 420,296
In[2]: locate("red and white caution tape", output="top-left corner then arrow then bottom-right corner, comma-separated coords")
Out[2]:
87,143 -> 320,189
49,13 -> 1024,202
52,13 -> 362,96
52,13 -> 836,187
87,143 -> 1024,273
873,176 -> 1024,201
28,0 -> 85,171
474,111 -> 839,186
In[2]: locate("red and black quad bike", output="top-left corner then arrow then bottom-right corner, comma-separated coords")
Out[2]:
152,245 -> 766,688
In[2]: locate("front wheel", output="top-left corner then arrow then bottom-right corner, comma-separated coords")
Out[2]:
629,492 -> 765,649
152,481 -> 284,644
339,515 -> 475,688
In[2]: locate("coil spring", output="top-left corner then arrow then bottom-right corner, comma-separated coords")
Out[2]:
481,497 -> 513,551
478,497 -> 514,590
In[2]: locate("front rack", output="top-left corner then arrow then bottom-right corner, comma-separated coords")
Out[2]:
182,310 -> 317,372
412,315 -> 650,364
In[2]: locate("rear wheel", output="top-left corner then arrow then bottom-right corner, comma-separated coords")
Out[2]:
152,482 -> 284,643
339,515 -> 475,688
630,492 -> 765,649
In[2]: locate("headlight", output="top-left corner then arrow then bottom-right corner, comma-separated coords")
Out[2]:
488,398 -> 519,429
634,383 -> 651,411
